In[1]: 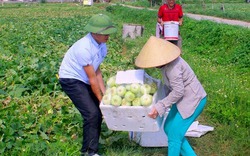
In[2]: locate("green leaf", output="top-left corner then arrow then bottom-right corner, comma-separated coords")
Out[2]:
8,87 -> 29,98
0,89 -> 6,95
39,131 -> 49,140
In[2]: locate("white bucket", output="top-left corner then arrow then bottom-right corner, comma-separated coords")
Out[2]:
163,21 -> 179,40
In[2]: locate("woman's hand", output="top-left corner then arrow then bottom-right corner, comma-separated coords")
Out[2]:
148,107 -> 159,119
157,18 -> 164,27
179,18 -> 183,26
179,21 -> 183,26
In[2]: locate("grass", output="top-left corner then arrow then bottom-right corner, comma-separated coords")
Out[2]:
0,2 -> 249,156
182,2 -> 250,22
112,0 -> 250,22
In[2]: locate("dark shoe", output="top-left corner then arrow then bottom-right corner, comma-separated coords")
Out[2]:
88,153 -> 101,156
81,153 -> 101,156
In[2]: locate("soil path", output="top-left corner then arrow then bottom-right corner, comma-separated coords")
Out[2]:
115,4 -> 250,28
185,13 -> 250,28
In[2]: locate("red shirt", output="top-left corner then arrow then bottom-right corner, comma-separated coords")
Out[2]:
158,4 -> 183,22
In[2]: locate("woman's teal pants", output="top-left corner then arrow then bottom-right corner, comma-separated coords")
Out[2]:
164,97 -> 207,156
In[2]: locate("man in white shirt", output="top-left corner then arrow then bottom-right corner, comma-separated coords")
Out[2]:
59,14 -> 117,156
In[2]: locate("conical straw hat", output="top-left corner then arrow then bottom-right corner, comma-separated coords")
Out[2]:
135,36 -> 181,68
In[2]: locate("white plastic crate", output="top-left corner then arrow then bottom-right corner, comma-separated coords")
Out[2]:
83,0 -> 93,5
129,113 -> 169,147
100,74 -> 167,132
130,129 -> 168,147
100,103 -> 163,132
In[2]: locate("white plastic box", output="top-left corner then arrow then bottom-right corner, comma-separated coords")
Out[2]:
129,112 -> 169,147
83,0 -> 93,5
100,74 -> 167,132
130,129 -> 168,147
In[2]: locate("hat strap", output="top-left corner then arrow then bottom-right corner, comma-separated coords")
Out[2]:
96,25 -> 115,34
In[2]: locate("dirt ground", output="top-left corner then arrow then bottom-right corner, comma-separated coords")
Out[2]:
185,13 -> 250,28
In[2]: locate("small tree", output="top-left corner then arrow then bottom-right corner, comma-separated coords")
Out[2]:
40,0 -> 47,3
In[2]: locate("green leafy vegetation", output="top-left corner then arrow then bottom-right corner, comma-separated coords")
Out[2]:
182,2 -> 250,22
0,2 -> 249,156
115,0 -> 250,22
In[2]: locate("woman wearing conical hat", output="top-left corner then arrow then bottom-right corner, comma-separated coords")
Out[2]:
135,36 -> 207,156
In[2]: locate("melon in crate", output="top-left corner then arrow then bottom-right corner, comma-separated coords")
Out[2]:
100,70 -> 166,132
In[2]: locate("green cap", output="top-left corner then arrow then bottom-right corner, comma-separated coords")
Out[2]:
84,14 -> 117,35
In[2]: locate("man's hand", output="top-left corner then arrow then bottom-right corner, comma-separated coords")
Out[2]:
148,107 -> 159,119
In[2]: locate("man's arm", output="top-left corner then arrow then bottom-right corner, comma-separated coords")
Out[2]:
84,65 -> 103,102
96,67 -> 106,95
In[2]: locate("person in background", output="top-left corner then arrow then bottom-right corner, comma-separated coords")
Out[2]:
58,14 -> 117,156
157,0 -> 183,47
135,36 -> 207,156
